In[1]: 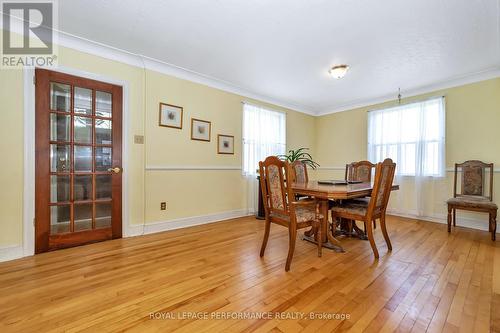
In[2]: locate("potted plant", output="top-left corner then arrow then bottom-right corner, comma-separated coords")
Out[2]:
278,148 -> 320,169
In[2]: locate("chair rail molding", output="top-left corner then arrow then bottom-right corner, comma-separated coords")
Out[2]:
316,166 -> 500,173
146,165 -> 242,171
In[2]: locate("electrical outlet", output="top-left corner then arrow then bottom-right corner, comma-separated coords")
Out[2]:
160,202 -> 167,210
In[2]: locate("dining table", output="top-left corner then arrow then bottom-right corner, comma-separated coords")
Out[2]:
291,181 -> 400,252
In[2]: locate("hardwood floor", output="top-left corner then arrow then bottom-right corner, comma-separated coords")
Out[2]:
0,215 -> 499,332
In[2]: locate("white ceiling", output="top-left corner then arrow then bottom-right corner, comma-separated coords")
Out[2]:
58,0 -> 500,115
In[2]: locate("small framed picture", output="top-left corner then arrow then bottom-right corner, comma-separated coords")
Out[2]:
218,134 -> 234,154
191,118 -> 211,142
159,103 -> 183,129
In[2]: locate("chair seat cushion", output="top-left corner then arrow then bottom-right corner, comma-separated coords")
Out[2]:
330,201 -> 367,216
447,196 -> 498,209
270,205 -> 324,223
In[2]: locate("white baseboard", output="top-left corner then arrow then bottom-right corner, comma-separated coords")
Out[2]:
126,209 -> 254,237
0,245 -> 24,263
0,210 -> 253,263
387,209 -> 496,232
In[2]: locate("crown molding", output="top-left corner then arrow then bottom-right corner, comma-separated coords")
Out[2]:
316,67 -> 500,116
3,20 -> 499,118
56,31 -> 316,116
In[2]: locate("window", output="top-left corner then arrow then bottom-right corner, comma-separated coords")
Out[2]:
242,103 -> 286,176
367,97 -> 445,177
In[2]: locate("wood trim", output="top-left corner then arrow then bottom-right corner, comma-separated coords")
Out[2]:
111,84 -> 123,239
35,68 -> 123,253
217,134 -> 234,155
158,102 -> 183,129
48,228 -> 112,251
35,68 -> 51,253
190,118 -> 211,142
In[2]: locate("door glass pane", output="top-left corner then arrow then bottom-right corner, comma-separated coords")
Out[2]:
74,204 -> 93,231
96,174 -> 112,199
95,202 -> 111,229
96,91 -> 112,117
74,116 -> 92,144
74,87 -> 92,115
50,83 -> 71,112
50,175 -> 70,202
74,175 -> 92,201
95,147 -> 112,171
50,205 -> 70,234
74,146 -> 92,172
50,144 -> 70,172
50,114 -> 70,141
95,119 -> 112,144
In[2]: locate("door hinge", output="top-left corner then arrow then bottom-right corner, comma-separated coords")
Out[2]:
33,75 -> 36,85
33,218 -> 35,227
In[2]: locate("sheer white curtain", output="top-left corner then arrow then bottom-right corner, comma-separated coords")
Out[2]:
367,97 -> 445,215
242,103 -> 286,212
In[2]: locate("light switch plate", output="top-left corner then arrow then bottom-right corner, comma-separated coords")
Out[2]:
134,135 -> 144,144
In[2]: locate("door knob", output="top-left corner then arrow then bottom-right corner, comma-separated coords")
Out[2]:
107,167 -> 122,174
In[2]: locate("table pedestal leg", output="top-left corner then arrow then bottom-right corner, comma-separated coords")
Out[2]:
301,199 -> 344,252
333,219 -> 368,240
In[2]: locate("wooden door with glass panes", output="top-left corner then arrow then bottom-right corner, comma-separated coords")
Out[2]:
35,69 -> 122,253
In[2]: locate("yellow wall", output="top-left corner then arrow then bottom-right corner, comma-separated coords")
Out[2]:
1,28 -> 498,250
314,78 -> 500,227
0,34 -> 316,248
0,69 -> 24,246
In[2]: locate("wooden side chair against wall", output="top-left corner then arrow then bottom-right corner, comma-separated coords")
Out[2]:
345,160 -> 376,182
331,159 -> 396,258
447,160 -> 497,240
259,156 -> 323,271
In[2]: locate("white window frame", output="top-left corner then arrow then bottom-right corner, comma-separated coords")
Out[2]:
242,102 -> 286,176
367,96 -> 446,178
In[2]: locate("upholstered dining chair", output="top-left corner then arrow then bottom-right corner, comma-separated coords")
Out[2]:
287,160 -> 310,201
259,156 -> 323,271
344,160 -> 377,230
288,160 -> 309,183
447,160 -> 497,240
345,160 -> 376,182
331,158 -> 396,258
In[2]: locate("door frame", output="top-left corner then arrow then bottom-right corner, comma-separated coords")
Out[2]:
23,66 -> 131,256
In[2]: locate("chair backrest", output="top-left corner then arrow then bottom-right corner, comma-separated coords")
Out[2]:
367,158 -> 396,216
345,160 -> 376,182
288,161 -> 308,183
453,160 -> 493,200
259,156 -> 290,217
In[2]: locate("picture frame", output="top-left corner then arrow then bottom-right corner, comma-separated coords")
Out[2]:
159,102 -> 183,129
190,118 -> 211,142
217,134 -> 234,154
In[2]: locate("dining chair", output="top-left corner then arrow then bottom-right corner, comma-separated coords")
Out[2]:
446,160 -> 497,240
345,160 -> 376,182
331,158 -> 396,258
344,160 -> 377,230
259,156 -> 323,271
287,160 -> 310,201
288,160 -> 308,183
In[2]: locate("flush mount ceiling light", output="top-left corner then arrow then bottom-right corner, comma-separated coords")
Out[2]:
329,65 -> 350,79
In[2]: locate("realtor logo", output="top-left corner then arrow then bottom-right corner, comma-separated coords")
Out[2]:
1,0 -> 58,68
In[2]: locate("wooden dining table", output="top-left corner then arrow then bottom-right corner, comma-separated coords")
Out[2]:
291,181 -> 400,252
